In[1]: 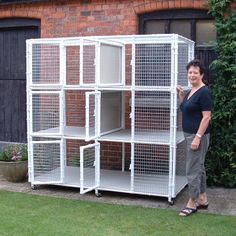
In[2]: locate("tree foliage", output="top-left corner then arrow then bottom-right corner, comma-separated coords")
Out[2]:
206,0 -> 236,187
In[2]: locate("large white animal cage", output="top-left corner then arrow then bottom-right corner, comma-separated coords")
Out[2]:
26,34 -> 194,203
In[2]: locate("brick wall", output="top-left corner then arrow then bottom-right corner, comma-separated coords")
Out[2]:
0,0 -> 208,38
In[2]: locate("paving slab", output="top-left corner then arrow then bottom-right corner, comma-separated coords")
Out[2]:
0,176 -> 235,216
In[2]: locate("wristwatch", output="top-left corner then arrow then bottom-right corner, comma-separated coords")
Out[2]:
196,133 -> 202,139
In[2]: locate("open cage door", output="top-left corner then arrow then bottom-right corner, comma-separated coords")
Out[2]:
30,140 -> 63,185
85,91 -> 101,141
80,143 -> 100,194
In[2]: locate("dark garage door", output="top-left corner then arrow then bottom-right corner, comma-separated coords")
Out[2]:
0,19 -> 40,142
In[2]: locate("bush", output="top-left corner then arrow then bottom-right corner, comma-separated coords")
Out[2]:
0,144 -> 28,162
206,0 -> 236,187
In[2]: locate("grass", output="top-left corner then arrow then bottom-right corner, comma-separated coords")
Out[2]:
0,190 -> 235,236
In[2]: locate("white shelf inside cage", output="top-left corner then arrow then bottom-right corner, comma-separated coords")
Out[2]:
99,129 -> 185,144
33,166 -> 187,196
32,127 -> 184,143
32,126 -> 86,138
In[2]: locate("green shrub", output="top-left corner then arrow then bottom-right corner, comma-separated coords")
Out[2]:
206,0 -> 236,187
0,144 -> 28,162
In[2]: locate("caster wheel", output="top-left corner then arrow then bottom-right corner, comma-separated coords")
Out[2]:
95,192 -> 102,198
31,185 -> 38,190
169,199 -> 174,205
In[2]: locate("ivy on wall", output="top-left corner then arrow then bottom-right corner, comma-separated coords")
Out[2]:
206,0 -> 236,187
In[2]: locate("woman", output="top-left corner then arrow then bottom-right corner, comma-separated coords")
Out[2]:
177,59 -> 213,217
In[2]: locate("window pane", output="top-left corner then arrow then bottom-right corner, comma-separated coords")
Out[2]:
170,20 -> 191,39
145,20 -> 166,34
196,20 -> 216,45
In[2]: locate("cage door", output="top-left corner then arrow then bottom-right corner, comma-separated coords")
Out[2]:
85,91 -> 101,141
31,140 -> 63,184
80,143 -> 100,194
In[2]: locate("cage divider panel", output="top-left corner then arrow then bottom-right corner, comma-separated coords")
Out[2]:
100,44 -> 123,85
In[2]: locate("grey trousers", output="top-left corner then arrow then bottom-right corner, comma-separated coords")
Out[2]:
184,133 -> 210,199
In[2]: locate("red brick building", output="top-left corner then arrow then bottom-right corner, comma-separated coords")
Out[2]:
0,0 -> 220,143
0,0 -> 212,37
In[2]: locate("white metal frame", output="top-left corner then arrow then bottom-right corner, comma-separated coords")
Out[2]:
85,91 -> 101,141
30,139 -> 63,185
80,142 -> 100,194
27,34 -> 194,203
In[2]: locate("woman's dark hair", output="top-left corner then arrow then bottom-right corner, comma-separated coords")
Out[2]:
186,59 -> 205,75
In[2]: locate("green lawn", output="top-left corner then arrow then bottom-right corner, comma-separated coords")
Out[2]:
0,190 -> 235,236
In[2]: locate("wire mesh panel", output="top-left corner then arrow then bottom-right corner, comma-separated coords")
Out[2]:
82,43 -> 96,85
177,43 -> 190,86
66,46 -> 81,85
32,140 -> 61,183
85,92 -> 100,140
134,91 -> 172,143
175,140 -> 187,194
175,140 -> 186,176
80,143 -> 99,193
88,94 -> 96,137
133,143 -> 170,195
135,44 -> 171,86
31,44 -> 60,85
66,139 -> 93,167
31,92 -> 60,134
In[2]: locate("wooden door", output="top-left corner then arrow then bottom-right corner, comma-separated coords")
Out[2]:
0,20 -> 40,142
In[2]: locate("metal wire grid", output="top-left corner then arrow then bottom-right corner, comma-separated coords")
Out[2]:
66,139 -> 92,167
66,46 -> 80,85
83,45 -> 96,84
177,43 -> 190,86
177,108 -> 183,132
32,44 -> 60,85
134,91 -> 171,143
33,142 -> 61,182
133,143 -> 170,195
135,44 -> 171,86
81,145 -> 96,187
88,94 -> 96,137
175,140 -> 186,176
32,93 -> 60,133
